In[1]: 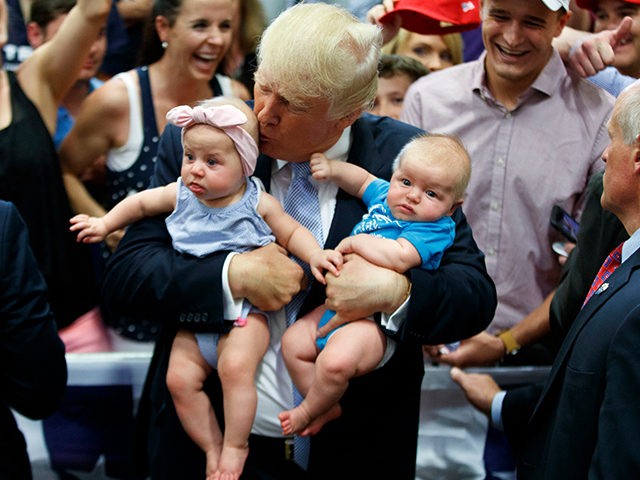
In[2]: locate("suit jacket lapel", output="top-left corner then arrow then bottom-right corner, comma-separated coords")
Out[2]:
531,252 -> 640,419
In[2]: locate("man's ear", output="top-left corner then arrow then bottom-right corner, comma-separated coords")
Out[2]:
26,21 -> 45,49
554,10 -> 572,38
634,135 -> 640,174
335,109 -> 363,130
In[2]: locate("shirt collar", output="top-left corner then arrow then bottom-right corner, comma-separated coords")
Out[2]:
622,228 -> 640,263
274,126 -> 352,173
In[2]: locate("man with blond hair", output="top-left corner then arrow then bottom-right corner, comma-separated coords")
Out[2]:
103,4 -> 496,479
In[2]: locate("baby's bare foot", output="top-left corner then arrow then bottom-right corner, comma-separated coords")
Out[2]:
300,404 -> 342,436
205,448 -> 221,480
217,444 -> 249,480
278,406 -> 312,436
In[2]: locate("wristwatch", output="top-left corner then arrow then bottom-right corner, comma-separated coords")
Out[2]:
498,329 -> 521,355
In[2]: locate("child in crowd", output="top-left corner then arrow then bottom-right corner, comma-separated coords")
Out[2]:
70,97 -> 341,480
278,133 -> 471,436
369,53 -> 429,120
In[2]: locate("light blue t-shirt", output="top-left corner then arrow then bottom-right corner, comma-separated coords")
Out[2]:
354,178 -> 456,270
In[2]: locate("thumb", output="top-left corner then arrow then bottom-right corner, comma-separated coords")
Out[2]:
450,366 -> 466,384
613,17 -> 633,47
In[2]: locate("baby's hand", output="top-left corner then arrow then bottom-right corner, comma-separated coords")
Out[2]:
309,249 -> 343,285
335,235 -> 362,254
69,214 -> 108,243
310,153 -> 332,182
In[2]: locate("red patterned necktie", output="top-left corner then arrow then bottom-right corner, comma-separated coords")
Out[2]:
582,242 -> 624,307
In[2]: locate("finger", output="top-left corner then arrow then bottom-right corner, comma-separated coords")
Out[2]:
324,262 -> 340,277
612,16 -> 633,47
423,345 -> 442,359
450,366 -> 466,384
310,267 -> 326,285
594,39 -> 615,66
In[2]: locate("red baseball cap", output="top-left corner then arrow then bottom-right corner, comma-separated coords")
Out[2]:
576,0 -> 640,11
379,0 -> 481,35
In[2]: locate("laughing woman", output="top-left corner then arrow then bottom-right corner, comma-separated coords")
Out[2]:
59,0 -> 247,246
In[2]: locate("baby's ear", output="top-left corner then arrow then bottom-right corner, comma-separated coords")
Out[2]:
448,199 -> 464,216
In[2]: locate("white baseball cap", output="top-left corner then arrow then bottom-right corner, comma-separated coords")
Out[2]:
540,0 -> 570,10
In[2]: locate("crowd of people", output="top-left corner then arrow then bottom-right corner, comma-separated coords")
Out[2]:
2,0 -> 640,479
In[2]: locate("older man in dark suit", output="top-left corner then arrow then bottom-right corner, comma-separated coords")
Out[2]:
453,81 -> 640,479
102,4 -> 496,479
0,200 -> 67,479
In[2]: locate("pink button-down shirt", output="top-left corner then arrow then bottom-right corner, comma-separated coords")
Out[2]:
402,50 -> 614,333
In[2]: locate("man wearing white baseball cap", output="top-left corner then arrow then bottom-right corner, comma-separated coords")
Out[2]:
402,2 -> 614,474
403,0 -> 613,366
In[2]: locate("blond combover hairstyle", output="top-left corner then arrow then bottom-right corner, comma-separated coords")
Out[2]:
254,3 -> 382,121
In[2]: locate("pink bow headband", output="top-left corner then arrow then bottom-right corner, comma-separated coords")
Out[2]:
166,104 -> 259,176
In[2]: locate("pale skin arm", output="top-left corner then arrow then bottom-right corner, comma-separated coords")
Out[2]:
310,152 -> 374,198
336,233 -> 421,274
70,182 -> 177,243
553,17 -> 632,77
16,0 -> 112,134
116,0 -> 152,26
426,290 -> 555,367
257,192 -> 342,284
59,77 -> 130,217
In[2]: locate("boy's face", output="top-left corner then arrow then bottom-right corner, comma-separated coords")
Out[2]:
369,73 -> 414,120
387,150 -> 462,222
593,0 -> 640,78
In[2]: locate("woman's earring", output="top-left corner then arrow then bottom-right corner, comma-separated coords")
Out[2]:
161,41 -> 168,49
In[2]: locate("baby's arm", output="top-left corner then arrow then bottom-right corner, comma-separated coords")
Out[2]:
258,192 -> 342,284
310,153 -> 376,199
70,183 -> 177,243
337,234 -> 421,273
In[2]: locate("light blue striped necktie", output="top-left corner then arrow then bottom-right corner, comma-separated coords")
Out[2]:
282,161 -> 323,470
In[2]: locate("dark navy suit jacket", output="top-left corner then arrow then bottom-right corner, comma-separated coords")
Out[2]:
503,243 -> 640,479
0,201 -> 67,479
102,113 -> 496,479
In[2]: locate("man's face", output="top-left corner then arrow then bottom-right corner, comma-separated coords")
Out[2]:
481,0 -> 569,93
253,75 -> 350,162
593,0 -> 640,78
601,104 -> 638,216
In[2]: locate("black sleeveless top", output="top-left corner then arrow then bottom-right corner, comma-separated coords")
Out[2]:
0,71 -> 98,328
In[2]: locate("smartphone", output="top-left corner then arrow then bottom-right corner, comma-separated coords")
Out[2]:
550,205 -> 579,243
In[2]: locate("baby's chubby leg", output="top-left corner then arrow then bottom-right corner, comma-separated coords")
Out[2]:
281,304 -> 326,395
281,318 -> 387,436
166,330 -> 221,477
216,313 -> 269,480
